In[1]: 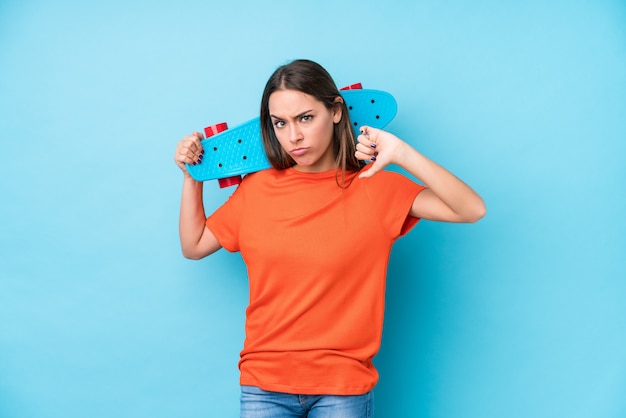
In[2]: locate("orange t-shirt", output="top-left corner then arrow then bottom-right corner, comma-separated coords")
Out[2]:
206,166 -> 425,395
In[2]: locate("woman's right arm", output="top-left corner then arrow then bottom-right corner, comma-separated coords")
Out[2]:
175,132 -> 222,259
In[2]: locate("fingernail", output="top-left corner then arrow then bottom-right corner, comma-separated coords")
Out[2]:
370,143 -> 377,149
373,151 -> 379,157
370,156 -> 377,161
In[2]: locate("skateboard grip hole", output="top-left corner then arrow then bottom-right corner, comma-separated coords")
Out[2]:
213,147 -> 218,151
238,139 -> 242,143
371,99 -> 375,104
218,163 -> 223,168
243,156 -> 247,160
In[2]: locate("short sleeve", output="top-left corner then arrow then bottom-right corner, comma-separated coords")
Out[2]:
362,170 -> 426,239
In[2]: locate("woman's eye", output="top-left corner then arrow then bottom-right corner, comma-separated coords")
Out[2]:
273,120 -> 285,128
301,115 -> 313,122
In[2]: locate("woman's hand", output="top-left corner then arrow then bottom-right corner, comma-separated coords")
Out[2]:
355,126 -> 407,178
174,131 -> 205,176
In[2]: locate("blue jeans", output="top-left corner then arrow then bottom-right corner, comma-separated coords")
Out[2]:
240,385 -> 374,418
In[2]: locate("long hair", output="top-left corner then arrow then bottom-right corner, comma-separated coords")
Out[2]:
260,59 -> 365,186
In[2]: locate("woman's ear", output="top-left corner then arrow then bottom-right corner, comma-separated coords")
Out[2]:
332,96 -> 344,123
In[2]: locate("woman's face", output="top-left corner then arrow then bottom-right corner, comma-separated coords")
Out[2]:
268,89 -> 342,173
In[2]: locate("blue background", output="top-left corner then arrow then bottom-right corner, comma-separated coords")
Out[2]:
1,1 -> 625,417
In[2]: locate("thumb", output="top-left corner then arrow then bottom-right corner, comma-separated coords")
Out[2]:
358,161 -> 383,179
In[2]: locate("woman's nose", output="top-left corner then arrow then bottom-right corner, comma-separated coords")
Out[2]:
289,124 -> 303,143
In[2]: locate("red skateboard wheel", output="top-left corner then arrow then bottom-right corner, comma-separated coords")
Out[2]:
218,176 -> 242,188
204,122 -> 228,138
340,83 -> 363,90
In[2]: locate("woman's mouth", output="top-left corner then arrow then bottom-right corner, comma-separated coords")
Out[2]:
290,147 -> 310,157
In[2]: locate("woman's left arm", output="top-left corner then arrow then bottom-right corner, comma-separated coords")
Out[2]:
356,126 -> 486,223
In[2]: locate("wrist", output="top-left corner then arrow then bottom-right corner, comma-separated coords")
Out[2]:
392,141 -> 416,167
183,173 -> 203,186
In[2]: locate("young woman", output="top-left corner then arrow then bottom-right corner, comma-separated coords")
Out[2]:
174,59 -> 485,418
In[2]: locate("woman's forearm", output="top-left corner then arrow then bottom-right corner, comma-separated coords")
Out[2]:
179,176 -> 210,259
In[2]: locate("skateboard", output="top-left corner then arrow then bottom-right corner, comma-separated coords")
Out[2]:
186,84 -> 398,187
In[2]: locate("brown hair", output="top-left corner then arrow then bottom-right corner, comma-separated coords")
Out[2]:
260,59 -> 365,186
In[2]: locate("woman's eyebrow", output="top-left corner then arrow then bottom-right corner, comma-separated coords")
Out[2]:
270,109 -> 314,120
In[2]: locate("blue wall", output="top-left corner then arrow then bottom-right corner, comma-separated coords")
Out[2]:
1,1 -> 625,417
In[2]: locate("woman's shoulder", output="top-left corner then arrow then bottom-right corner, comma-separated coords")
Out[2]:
237,168 -> 286,191
242,167 -> 281,183
357,166 -> 425,196
358,165 -> 411,184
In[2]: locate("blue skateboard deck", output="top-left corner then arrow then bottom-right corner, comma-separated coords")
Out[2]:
186,88 -> 397,185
